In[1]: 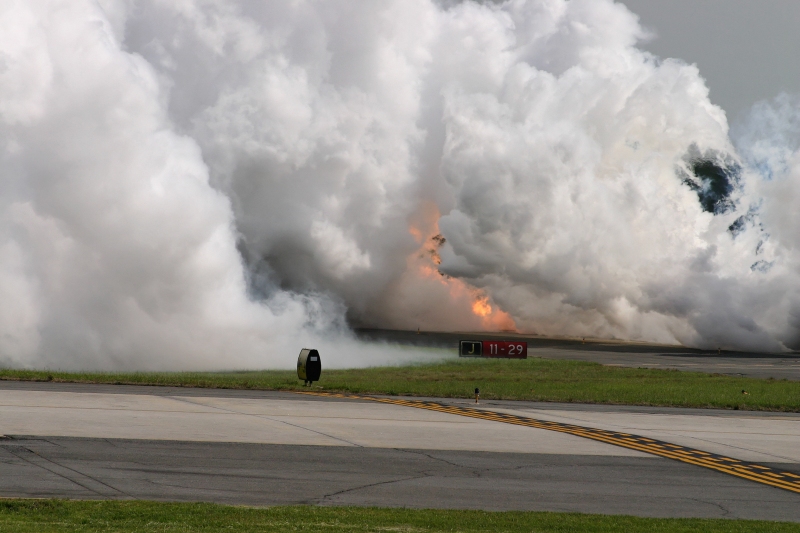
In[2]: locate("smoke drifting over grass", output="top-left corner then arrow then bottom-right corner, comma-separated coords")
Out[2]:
1,0 -> 799,369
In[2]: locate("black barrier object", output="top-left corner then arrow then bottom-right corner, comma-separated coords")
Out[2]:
297,349 -> 321,386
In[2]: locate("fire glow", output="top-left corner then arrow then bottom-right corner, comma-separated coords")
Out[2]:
471,297 -> 493,317
408,204 -> 516,331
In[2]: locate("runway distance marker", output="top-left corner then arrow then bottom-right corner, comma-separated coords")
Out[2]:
460,340 -> 527,358
297,390 -> 800,495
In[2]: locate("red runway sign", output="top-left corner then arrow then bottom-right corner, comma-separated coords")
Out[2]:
459,340 -> 527,359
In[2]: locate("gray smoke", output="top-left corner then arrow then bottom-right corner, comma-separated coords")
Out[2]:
1,0 -> 798,370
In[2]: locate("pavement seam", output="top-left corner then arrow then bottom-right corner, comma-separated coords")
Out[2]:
165,395 -> 364,448
298,391 -> 800,495
0,444 -> 129,498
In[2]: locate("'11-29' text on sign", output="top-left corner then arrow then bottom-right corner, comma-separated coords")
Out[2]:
459,340 -> 527,359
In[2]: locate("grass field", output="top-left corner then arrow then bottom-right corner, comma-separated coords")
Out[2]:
0,500 -> 797,533
2,356 -> 798,411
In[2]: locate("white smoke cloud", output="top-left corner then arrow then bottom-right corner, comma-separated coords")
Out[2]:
432,1 -> 800,351
0,0 -> 438,370
1,0 -> 799,370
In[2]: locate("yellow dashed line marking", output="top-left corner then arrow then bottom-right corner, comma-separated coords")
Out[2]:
298,391 -> 800,495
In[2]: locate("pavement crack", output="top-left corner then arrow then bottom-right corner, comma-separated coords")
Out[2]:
691,497 -> 732,517
398,449 -> 484,478
313,474 -> 430,504
481,462 -> 534,474
400,449 -> 466,469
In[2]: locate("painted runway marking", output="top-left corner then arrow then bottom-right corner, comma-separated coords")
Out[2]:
299,391 -> 800,495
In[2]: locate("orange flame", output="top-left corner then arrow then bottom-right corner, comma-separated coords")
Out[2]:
407,201 -> 516,331
471,296 -> 493,317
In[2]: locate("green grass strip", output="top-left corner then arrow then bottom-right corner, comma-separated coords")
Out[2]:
2,356 -> 798,411
0,500 -> 797,533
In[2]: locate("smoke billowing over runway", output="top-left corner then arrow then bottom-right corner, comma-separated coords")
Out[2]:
1,0 -> 799,369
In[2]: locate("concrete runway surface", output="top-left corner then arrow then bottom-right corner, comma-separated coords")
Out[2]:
0,382 -> 798,521
356,329 -> 800,380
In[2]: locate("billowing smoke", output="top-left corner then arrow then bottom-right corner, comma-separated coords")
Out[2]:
1,0 -> 799,370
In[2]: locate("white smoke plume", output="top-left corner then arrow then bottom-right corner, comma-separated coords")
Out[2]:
1,0 -> 798,370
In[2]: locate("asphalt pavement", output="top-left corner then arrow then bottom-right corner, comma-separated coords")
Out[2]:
0,382 -> 798,521
2,436 -> 798,520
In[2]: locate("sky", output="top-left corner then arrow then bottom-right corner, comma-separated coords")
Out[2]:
621,0 -> 800,122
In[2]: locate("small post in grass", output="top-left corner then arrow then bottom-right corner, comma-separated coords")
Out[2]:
475,387 -> 480,404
